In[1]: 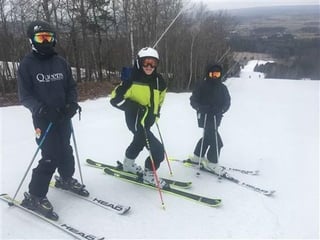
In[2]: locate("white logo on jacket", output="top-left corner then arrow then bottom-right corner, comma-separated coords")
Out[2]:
36,73 -> 64,82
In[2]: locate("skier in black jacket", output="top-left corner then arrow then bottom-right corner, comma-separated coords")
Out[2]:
189,64 -> 231,175
110,47 -> 167,188
17,20 -> 89,220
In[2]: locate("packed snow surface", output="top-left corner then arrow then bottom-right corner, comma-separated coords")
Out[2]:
0,60 -> 319,239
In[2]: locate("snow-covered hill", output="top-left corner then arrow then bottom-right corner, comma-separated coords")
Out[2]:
0,60 -> 319,239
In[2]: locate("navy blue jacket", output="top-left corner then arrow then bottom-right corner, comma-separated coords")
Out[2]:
17,52 -> 77,116
190,78 -> 231,127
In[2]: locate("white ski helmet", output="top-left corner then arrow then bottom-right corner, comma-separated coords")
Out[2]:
137,47 -> 159,60
136,47 -> 159,69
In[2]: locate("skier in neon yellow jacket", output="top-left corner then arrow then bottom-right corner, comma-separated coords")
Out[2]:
110,47 -> 167,188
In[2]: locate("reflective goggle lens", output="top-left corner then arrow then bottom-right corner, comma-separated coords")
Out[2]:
33,32 -> 54,43
142,58 -> 158,68
209,71 -> 221,78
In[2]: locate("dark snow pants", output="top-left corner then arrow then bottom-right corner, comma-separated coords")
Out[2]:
126,126 -> 164,170
194,117 -> 223,163
29,117 -> 75,198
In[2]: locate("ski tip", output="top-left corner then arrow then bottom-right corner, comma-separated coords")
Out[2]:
122,207 -> 131,214
211,199 -> 222,207
264,190 -> 276,197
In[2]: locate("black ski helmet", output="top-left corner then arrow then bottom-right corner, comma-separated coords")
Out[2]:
206,64 -> 223,80
27,20 -> 55,39
27,20 -> 56,56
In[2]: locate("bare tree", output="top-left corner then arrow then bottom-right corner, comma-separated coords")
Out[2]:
0,0 -> 234,98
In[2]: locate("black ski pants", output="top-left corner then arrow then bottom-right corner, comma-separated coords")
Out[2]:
194,118 -> 223,163
126,126 -> 164,170
29,117 -> 75,198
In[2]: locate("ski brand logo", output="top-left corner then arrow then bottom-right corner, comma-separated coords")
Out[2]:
93,197 -> 124,211
33,25 -> 42,32
36,73 -> 64,83
60,224 -> 105,240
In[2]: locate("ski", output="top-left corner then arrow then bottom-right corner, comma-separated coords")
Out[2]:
86,158 -> 192,189
49,181 -> 130,215
171,158 -> 259,175
0,193 -> 105,240
102,166 -> 221,207
201,168 -> 275,196
173,159 -> 275,196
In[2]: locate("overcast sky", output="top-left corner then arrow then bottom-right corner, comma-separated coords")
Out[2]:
193,0 -> 319,10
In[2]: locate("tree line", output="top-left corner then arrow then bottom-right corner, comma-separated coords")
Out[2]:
0,0 -> 235,97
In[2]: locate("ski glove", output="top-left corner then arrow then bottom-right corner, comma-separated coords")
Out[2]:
63,102 -> 80,119
37,105 -> 63,123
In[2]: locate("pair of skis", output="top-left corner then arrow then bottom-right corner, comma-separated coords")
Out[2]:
1,175 -> 131,239
0,193 -> 106,240
171,158 -> 275,196
2,158 -> 274,239
86,159 -> 222,207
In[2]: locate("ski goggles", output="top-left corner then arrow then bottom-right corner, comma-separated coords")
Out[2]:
33,32 -> 55,44
142,58 -> 158,68
209,71 -> 221,78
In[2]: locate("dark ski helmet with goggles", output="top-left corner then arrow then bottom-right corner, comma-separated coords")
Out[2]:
207,64 -> 223,80
27,20 -> 56,56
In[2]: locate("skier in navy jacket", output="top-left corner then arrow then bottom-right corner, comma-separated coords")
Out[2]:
189,64 -> 231,175
17,20 -> 88,220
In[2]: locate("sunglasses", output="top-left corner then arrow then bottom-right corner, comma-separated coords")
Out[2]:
142,58 -> 158,68
209,71 -> 221,78
33,32 -> 55,44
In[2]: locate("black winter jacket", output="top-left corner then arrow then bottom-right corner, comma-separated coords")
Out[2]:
190,78 -> 231,128
17,52 -> 77,116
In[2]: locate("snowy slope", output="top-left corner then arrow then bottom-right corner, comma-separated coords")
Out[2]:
0,60 -> 319,239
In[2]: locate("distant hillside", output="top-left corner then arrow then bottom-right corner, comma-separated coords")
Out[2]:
228,5 -> 320,37
228,5 -> 319,18
227,5 -> 320,80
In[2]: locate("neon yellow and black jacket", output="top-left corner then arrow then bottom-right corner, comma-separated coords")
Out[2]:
110,67 -> 167,132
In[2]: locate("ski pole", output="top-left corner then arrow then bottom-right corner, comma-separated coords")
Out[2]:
9,122 -> 53,206
213,115 -> 219,163
213,115 -> 222,179
70,120 -> 84,186
197,113 -> 207,176
142,123 -> 165,209
155,122 -> 173,175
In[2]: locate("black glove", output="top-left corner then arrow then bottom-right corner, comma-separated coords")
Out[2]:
110,98 -> 118,107
37,105 -> 63,123
63,102 -> 80,119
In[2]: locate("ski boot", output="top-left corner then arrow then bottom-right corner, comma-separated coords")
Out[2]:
143,169 -> 169,189
202,161 -> 226,176
123,157 -> 144,175
187,154 -> 201,164
21,192 -> 59,221
54,176 -> 90,197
